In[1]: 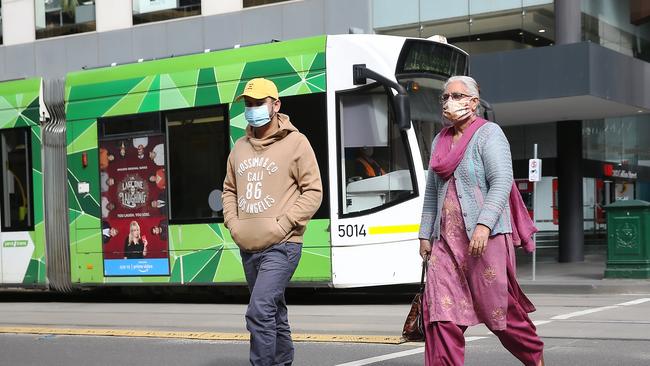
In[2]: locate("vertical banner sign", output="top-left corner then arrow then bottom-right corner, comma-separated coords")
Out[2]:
100,135 -> 169,276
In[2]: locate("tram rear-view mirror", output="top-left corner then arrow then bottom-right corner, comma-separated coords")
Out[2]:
393,93 -> 411,131
353,64 -> 412,131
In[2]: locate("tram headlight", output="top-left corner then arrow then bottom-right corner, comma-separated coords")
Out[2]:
407,81 -> 420,92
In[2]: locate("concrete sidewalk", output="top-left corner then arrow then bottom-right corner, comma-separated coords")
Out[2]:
515,250 -> 650,294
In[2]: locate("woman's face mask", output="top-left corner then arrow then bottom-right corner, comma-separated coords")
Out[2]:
442,98 -> 473,123
244,104 -> 272,128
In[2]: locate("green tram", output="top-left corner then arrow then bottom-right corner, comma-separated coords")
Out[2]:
0,34 -> 469,291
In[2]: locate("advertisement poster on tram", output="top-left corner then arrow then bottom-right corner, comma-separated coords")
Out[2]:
99,135 -> 169,276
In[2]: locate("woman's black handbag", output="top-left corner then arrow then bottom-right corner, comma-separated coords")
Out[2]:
402,256 -> 428,342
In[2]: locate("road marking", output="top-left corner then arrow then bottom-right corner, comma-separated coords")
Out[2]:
549,298 -> 650,321
293,334 -> 404,344
617,298 -> 650,306
0,327 -> 249,341
533,320 -> 552,326
551,305 -> 619,320
0,327 -> 403,344
334,337 -> 485,366
538,297 -> 650,324
335,347 -> 425,366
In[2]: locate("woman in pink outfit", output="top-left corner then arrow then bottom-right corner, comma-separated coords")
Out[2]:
418,76 -> 544,366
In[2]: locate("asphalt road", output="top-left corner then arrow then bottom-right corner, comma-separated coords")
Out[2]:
1,293 -> 649,365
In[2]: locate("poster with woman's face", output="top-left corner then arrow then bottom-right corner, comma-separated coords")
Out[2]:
100,134 -> 170,276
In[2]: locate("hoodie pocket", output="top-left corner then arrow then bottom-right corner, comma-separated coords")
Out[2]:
230,217 -> 287,252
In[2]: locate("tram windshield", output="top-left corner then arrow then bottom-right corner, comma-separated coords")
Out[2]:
404,77 -> 445,169
396,39 -> 469,169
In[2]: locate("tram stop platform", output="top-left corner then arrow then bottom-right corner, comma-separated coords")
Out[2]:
515,248 -> 650,294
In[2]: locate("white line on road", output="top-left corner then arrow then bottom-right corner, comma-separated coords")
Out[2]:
617,298 -> 650,306
334,347 -> 425,366
550,298 -> 650,320
533,320 -> 553,326
334,337 -> 485,366
550,305 -> 619,320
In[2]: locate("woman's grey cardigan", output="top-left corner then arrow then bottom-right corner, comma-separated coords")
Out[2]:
419,122 -> 514,242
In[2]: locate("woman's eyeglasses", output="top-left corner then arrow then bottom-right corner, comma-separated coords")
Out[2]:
439,92 -> 473,103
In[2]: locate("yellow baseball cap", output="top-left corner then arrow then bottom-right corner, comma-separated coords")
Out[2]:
235,78 -> 279,101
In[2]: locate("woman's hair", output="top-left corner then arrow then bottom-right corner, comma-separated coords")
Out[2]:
444,76 -> 480,97
444,75 -> 481,116
128,221 -> 140,244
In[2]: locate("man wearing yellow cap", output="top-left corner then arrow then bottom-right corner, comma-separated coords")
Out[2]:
222,78 -> 322,366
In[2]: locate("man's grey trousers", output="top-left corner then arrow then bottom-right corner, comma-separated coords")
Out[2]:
241,242 -> 302,366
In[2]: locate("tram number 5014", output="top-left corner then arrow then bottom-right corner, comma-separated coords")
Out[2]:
337,224 -> 367,238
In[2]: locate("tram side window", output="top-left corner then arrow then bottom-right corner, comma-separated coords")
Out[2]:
0,128 -> 33,231
278,92 -> 329,219
165,106 -> 229,223
338,87 -> 416,215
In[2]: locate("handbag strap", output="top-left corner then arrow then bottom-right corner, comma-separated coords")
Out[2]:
419,255 -> 429,292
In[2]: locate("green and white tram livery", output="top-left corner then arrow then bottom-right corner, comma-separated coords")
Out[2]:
0,34 -> 469,290
0,78 -> 46,287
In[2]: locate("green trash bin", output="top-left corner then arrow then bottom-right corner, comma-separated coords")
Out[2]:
604,200 -> 650,279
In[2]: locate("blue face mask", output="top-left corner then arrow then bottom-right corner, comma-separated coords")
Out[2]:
244,105 -> 272,128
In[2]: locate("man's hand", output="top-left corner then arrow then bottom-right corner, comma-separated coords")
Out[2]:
469,224 -> 491,257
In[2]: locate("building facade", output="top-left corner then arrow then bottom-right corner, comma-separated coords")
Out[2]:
0,0 -> 372,80
1,0 -> 649,262
375,0 -> 650,262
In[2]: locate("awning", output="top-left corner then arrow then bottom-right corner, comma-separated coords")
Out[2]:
471,42 -> 650,126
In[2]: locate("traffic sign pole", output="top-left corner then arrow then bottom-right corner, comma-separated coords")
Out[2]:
532,144 -> 538,281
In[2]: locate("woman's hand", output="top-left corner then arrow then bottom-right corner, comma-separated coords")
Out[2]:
419,239 -> 432,260
142,236 -> 149,257
469,224 -> 491,257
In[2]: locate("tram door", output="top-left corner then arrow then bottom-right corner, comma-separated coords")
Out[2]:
332,84 -> 421,286
0,128 -> 35,284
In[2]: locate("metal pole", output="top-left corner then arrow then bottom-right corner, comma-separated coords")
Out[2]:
532,144 -> 538,281
418,0 -> 422,38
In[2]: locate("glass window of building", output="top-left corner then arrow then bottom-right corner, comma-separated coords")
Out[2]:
243,0 -> 290,8
132,0 -> 201,25
581,0 -> 650,63
583,115 -> 650,167
374,1 -> 555,55
502,122 -> 557,161
35,0 -> 96,40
